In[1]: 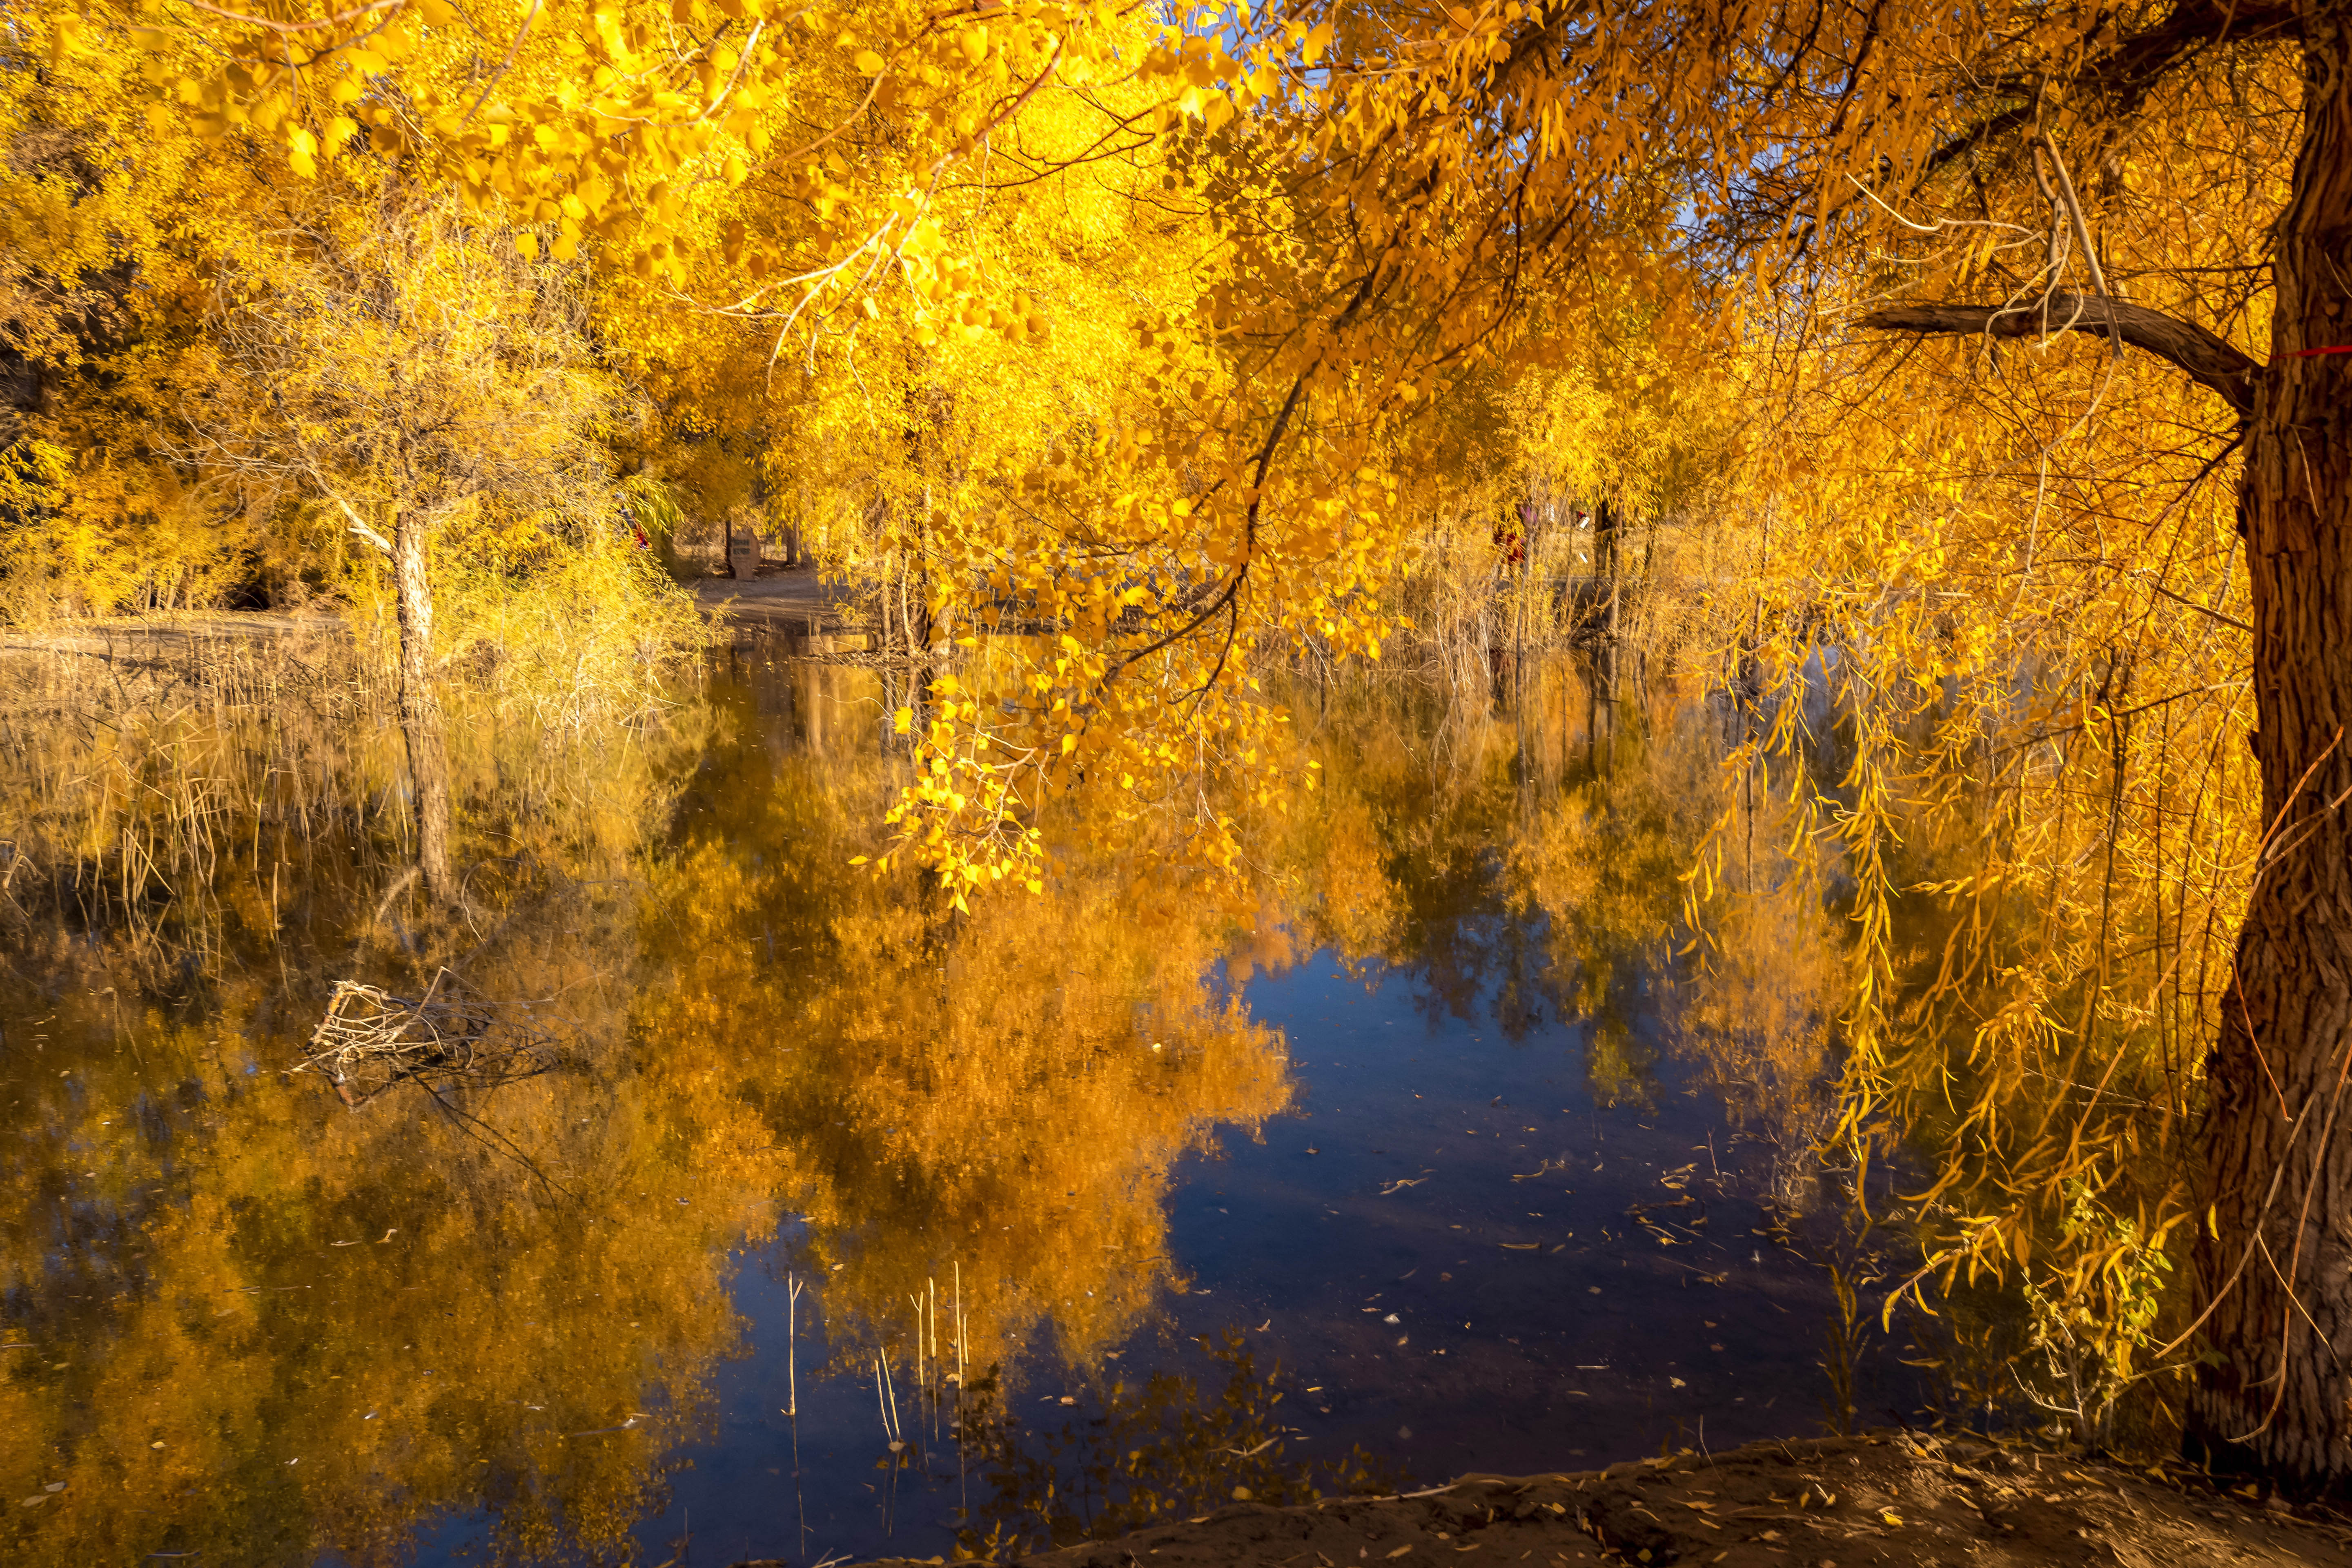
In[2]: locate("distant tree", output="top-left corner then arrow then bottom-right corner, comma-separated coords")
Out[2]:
188,185 -> 614,901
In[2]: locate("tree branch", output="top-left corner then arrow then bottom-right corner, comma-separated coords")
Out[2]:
1918,0 -> 2305,184
1854,292 -> 2259,416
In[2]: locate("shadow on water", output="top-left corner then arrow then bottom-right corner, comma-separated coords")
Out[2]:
0,635 -> 1926,1567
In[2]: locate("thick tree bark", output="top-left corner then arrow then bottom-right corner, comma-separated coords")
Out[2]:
2185,0 -> 2352,1492
391,507 -> 455,904
1847,1 -> 2352,1488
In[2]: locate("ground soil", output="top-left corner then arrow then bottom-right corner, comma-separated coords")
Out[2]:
806,1433 -> 2352,1568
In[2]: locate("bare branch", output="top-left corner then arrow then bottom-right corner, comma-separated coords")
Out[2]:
1854,292 -> 2259,415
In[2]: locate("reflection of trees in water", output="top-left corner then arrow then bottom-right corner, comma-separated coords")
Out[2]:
0,640 -> 1976,1563
1272,657 -> 1842,1167
760,648 -> 2163,1452
1267,660 -> 1921,1434
0,646 -> 1315,1564
0,640 -> 737,1566
950,1331 -> 1407,1559
1276,658 -> 1859,1199
1274,662 -> 1602,1037
641,659 -> 1295,1377
0,1001 -> 736,1563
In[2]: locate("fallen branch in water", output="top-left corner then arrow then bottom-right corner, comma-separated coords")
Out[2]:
293,969 -> 568,1107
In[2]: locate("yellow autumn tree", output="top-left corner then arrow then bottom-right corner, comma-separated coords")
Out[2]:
17,0 -> 2352,1488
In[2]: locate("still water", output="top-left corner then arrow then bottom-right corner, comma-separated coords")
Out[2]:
1,646 -> 1910,1566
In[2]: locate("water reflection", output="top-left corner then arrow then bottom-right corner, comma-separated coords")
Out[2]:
0,637 -> 744,1565
1,638 -> 1902,1567
951,1331 -> 1405,1557
638,653 -> 1294,1375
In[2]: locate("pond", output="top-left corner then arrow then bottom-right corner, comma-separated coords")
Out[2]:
0,641 -> 1920,1566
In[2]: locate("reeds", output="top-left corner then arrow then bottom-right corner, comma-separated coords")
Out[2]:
0,623 -> 379,955
0,605 -> 705,965
860,1269 -> 973,1460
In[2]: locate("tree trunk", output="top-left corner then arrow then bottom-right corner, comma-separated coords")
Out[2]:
392,507 -> 455,904
2186,1 -> 2352,1491
1604,500 -> 1622,644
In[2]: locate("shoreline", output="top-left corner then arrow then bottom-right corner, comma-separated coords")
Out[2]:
785,1432 -> 2352,1568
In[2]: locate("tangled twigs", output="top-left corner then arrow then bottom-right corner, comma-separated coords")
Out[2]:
294,969 -> 566,1107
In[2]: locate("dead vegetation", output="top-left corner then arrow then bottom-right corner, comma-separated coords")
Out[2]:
295,970 -> 570,1107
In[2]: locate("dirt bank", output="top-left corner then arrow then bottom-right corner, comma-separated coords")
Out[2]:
0,610 -> 343,659
801,1432 -> 2352,1568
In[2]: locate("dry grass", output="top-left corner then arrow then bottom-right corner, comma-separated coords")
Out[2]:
0,608 -> 705,965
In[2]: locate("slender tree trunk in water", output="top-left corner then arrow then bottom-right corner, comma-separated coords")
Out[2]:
392,508 -> 455,904
2187,4 -> 2352,1490
1590,499 -> 1618,643
1605,503 -> 1622,645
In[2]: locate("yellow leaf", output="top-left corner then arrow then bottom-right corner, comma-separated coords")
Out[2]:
853,49 -> 885,75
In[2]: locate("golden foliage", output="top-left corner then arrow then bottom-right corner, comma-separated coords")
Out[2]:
4,0 -> 2320,1462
